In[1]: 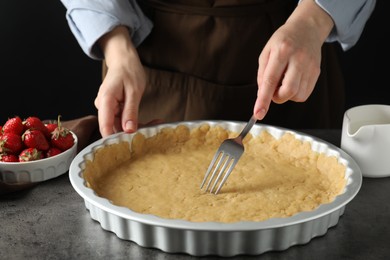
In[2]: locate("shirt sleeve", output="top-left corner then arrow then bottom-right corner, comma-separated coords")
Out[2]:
310,0 -> 376,51
60,0 -> 153,60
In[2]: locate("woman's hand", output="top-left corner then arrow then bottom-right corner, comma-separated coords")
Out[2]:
254,0 -> 334,120
95,26 -> 146,137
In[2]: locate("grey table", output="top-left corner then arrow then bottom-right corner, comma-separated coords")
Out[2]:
1,130 -> 389,260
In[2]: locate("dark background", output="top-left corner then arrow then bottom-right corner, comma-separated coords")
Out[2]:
0,0 -> 388,127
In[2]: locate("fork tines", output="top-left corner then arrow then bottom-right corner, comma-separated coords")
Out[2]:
200,148 -> 239,194
200,115 -> 257,195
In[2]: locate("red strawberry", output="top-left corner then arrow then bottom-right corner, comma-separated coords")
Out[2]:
2,116 -> 24,135
19,148 -> 43,162
23,116 -> 50,137
22,129 -> 50,151
0,153 -> 19,162
0,132 -> 23,154
45,122 -> 58,134
51,116 -> 74,151
46,147 -> 62,158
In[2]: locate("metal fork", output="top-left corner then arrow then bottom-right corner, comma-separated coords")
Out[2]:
200,115 -> 257,194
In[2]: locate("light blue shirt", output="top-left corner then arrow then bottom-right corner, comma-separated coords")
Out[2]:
60,0 -> 376,60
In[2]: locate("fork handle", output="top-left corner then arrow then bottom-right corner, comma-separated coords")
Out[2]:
239,114 -> 257,139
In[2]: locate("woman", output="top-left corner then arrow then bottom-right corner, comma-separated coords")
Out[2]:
60,0 -> 376,137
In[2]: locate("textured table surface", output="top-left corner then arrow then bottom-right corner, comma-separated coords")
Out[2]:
1,129 -> 389,260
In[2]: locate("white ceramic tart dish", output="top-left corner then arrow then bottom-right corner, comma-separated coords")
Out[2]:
69,121 -> 362,257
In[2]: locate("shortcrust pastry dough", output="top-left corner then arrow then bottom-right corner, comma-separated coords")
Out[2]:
84,124 -> 346,223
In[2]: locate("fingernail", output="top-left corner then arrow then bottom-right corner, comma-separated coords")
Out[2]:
255,108 -> 266,120
125,120 -> 136,132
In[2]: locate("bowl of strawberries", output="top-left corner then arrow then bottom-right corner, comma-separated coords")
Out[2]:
0,115 -> 78,184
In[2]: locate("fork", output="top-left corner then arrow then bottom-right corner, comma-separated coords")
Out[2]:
200,115 -> 257,194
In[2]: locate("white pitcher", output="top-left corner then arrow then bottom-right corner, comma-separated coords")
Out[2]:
341,104 -> 390,177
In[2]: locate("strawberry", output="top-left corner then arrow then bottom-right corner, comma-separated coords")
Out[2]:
23,116 -> 50,137
45,122 -> 58,134
0,132 -> 23,154
2,116 -> 24,135
46,147 -> 62,158
51,116 -> 74,151
0,153 -> 19,162
22,129 -> 50,151
19,148 -> 44,162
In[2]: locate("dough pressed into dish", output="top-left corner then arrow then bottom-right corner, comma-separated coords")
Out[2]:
83,124 -> 346,223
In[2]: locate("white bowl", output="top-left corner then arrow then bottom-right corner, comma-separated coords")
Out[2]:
69,121 -> 362,256
0,132 -> 78,184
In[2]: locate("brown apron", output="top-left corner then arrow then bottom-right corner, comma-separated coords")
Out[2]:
105,0 -> 345,129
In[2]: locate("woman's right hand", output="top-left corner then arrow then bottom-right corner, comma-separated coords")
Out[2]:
253,0 -> 334,121
95,26 -> 146,137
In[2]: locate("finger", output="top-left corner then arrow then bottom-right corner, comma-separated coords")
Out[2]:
299,69 -> 319,101
256,48 -> 270,88
290,75 -> 308,102
291,64 -> 320,102
121,87 -> 143,133
96,95 -> 118,138
254,50 -> 287,120
272,64 -> 302,104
